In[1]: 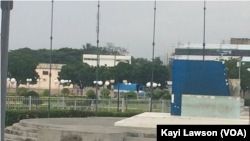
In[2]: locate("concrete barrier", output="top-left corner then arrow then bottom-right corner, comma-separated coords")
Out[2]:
181,95 -> 242,119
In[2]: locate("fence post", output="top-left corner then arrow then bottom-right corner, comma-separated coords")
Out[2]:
148,98 -> 151,112
91,99 -> 94,111
14,99 -> 17,110
63,97 -> 65,109
29,96 -> 32,110
74,99 -> 77,110
122,98 -> 125,112
162,99 -> 164,113
108,100 -> 110,112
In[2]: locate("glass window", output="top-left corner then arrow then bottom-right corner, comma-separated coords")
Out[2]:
43,71 -> 48,75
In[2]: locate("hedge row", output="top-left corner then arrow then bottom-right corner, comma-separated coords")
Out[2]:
5,109 -> 142,127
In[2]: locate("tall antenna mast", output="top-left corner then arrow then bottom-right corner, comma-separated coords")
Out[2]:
48,0 -> 54,118
149,0 -> 156,112
95,0 -> 100,117
203,0 -> 206,61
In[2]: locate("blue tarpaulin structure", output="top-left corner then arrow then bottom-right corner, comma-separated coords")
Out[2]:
171,60 -> 231,115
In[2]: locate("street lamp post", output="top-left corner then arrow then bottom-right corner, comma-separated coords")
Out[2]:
125,82 -> 131,111
110,79 -> 120,112
54,79 -> 59,96
37,79 -> 43,93
147,82 -> 161,112
7,78 -> 10,92
104,81 -> 110,98
26,78 -> 32,90
93,80 -> 103,116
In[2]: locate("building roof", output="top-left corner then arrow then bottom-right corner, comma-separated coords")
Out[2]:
83,54 -> 131,60
177,44 -> 250,50
241,57 -> 250,62
36,63 -> 66,70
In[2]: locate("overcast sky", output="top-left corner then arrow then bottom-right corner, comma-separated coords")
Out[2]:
2,1 -> 250,60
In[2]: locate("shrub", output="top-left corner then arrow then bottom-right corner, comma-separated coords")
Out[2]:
122,91 -> 137,99
86,90 -> 96,99
22,91 -> 42,105
100,88 -> 110,97
25,91 -> 39,97
7,92 -> 16,96
5,110 -> 142,127
61,88 -> 70,96
43,89 -> 50,97
17,87 -> 28,96
67,95 -> 87,99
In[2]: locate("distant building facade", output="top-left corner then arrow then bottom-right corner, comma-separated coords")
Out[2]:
230,38 -> 250,44
83,54 -> 131,67
174,43 -> 250,61
17,63 -> 73,90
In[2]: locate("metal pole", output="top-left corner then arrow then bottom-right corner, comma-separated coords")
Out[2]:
48,0 -> 54,118
150,0 -> 156,112
1,1 -> 13,141
202,0 -> 206,61
95,0 -> 100,117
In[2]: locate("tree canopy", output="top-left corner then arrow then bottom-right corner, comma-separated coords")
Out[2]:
8,42 -> 171,90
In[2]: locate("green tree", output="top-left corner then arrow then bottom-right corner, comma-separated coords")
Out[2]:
17,87 -> 28,96
122,91 -> 137,99
61,88 -> 70,96
43,89 -> 50,97
86,89 -> 96,99
224,58 -> 250,92
100,88 -> 110,97
8,51 -> 39,88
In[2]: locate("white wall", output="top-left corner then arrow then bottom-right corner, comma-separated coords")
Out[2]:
83,54 -> 131,67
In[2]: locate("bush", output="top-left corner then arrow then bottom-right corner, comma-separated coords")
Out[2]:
25,91 -> 39,97
86,90 -> 96,99
122,91 -> 137,99
22,91 -> 42,105
100,88 -> 110,97
67,95 -> 87,99
7,92 -> 16,96
43,89 -> 50,97
5,110 -> 142,127
61,88 -> 70,96
17,87 -> 28,96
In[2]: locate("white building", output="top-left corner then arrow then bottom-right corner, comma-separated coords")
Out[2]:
174,43 -> 250,62
83,54 -> 131,67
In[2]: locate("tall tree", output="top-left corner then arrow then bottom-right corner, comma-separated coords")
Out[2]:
8,51 -> 39,87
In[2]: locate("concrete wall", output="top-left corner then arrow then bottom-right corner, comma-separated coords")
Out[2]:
181,94 -> 241,119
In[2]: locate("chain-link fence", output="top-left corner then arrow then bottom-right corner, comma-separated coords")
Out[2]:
6,96 -> 171,113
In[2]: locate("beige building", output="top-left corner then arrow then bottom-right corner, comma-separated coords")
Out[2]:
17,63 -> 73,91
83,54 -> 131,67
